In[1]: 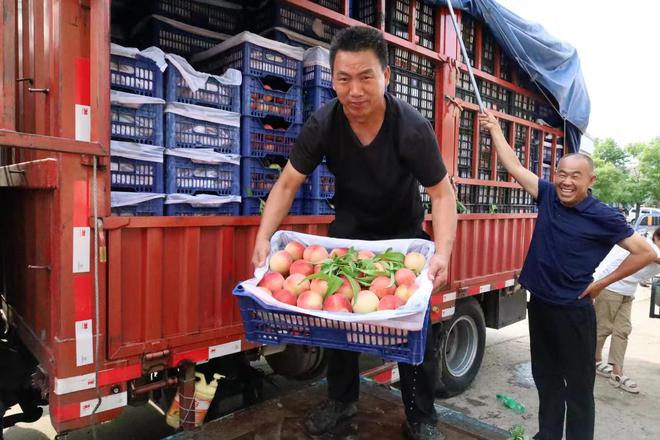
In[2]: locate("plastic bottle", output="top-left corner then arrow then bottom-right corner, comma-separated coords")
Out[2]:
496,394 -> 526,414
166,372 -> 225,428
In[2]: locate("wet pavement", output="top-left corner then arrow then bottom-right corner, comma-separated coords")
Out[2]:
165,381 -> 509,440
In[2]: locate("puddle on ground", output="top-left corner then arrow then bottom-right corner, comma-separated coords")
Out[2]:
509,361 -> 535,389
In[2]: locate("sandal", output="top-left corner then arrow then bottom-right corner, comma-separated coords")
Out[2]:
595,361 -> 613,378
609,374 -> 640,394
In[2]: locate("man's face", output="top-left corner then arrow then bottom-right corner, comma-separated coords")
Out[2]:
332,49 -> 390,120
553,156 -> 596,207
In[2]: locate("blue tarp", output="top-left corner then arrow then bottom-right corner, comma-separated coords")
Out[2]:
426,0 -> 590,151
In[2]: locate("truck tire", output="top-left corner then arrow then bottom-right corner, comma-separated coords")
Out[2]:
435,297 -> 486,398
265,345 -> 327,380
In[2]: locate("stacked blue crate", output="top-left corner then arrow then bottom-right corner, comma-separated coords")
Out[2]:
163,55 -> 243,215
110,44 -> 166,217
192,32 -> 306,216
302,47 -> 336,215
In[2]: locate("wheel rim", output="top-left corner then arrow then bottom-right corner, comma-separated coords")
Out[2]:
444,314 -> 478,377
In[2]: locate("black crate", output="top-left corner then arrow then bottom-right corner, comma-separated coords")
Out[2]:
514,124 -> 527,164
388,68 -> 435,123
480,79 -> 510,113
389,46 -> 436,79
456,70 -> 476,104
478,127 -> 492,180
500,53 -> 513,82
481,29 -> 496,75
457,110 -> 474,178
497,120 -> 510,181
310,0 -> 344,12
459,13 -> 476,65
512,92 -> 534,121
250,0 -> 343,43
351,0 -> 436,50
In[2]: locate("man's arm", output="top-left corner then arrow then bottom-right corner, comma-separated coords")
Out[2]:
478,110 -> 539,199
427,175 -> 457,291
251,162 -> 307,267
580,233 -> 657,299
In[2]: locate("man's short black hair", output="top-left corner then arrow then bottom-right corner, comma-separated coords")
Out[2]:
329,26 -> 388,72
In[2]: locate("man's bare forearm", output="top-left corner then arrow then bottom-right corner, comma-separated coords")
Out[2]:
431,190 -> 457,263
595,249 -> 657,289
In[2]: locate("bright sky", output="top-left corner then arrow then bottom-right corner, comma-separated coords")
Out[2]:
495,0 -> 658,147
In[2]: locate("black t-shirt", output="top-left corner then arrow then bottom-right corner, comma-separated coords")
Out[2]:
289,93 -> 447,240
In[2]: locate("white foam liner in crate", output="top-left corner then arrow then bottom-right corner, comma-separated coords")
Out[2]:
165,147 -> 240,165
110,90 -> 166,108
166,53 -> 242,93
111,140 -> 164,162
192,30 -> 304,64
303,46 -> 330,69
111,43 -> 167,72
164,102 -> 240,127
111,192 -> 165,208
165,193 -> 241,207
239,230 -> 435,332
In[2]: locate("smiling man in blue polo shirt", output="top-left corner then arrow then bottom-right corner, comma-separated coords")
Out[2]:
479,110 -> 656,440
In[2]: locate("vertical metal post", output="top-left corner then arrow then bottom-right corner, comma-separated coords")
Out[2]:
177,361 -> 196,431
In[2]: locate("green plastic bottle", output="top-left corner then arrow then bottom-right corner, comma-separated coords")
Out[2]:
496,394 -> 526,414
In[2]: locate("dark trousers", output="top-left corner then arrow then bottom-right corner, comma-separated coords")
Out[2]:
528,296 -> 596,440
326,319 -> 441,424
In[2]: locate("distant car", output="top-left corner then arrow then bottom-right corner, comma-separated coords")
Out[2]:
627,207 -> 660,223
633,212 -> 660,238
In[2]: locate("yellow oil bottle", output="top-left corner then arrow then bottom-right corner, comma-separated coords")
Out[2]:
166,372 -> 224,429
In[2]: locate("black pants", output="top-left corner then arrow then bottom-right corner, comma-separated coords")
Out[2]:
326,318 -> 441,424
528,295 -> 596,440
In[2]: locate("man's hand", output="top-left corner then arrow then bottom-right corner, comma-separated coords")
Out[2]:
251,238 -> 271,268
578,280 -> 605,300
478,110 -> 502,134
428,254 -> 449,292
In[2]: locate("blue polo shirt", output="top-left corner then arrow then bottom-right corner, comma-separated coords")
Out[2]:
519,179 -> 634,307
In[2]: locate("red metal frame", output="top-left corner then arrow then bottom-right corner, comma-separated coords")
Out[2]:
0,0 -> 568,434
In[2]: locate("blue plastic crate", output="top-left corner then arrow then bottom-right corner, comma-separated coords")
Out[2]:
241,117 -> 301,158
165,64 -> 241,112
241,157 -> 298,198
250,1 -> 342,44
303,86 -> 336,121
303,64 -> 332,88
303,198 -> 335,215
164,110 -> 240,154
110,156 -> 164,193
234,285 -> 429,364
111,193 -> 164,216
304,162 -> 335,198
195,37 -> 302,85
241,197 -> 305,216
111,54 -> 163,97
132,15 -> 227,58
142,0 -> 243,34
165,151 -> 240,196
111,104 -> 164,146
243,76 -> 303,123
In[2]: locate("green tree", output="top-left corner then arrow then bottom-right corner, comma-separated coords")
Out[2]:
592,138 -> 628,204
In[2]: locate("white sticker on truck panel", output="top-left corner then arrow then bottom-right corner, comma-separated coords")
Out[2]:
208,340 -> 241,360
54,373 -> 96,395
73,227 -> 90,273
75,319 -> 94,366
79,391 -> 127,417
75,104 -> 91,142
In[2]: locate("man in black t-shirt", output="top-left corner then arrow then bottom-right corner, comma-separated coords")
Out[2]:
251,27 -> 457,440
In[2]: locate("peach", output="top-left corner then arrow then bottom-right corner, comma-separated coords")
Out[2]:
297,290 -> 323,310
310,278 -> 329,296
378,294 -> 405,310
289,259 -> 314,276
357,250 -> 375,260
284,241 -> 305,261
323,294 -> 353,313
352,291 -> 380,314
394,268 -> 417,287
395,284 -> 417,303
404,252 -> 426,273
369,275 -> 396,299
273,289 -> 297,306
303,244 -> 329,264
258,272 -> 284,292
336,276 -> 354,300
269,250 -> 293,274
283,273 -> 310,296
314,265 -> 322,274
330,247 -> 349,258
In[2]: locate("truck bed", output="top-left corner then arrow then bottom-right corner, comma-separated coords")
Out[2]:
165,381 -> 509,440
